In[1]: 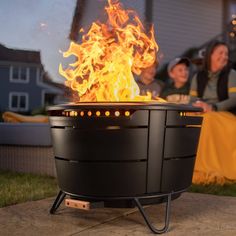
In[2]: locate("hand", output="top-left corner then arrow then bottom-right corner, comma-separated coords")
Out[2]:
166,94 -> 190,104
179,95 -> 190,104
192,101 -> 213,113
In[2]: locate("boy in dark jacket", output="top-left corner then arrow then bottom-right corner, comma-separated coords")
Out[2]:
161,57 -> 190,103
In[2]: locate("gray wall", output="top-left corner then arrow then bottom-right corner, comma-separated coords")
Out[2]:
77,0 -> 223,67
153,0 -> 223,64
78,0 -> 145,34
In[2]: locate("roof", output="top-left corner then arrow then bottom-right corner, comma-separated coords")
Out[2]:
39,72 -> 65,95
0,43 -> 41,64
69,0 -> 87,41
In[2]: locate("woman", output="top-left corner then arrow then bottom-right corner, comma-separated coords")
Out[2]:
190,41 -> 236,185
190,41 -> 236,112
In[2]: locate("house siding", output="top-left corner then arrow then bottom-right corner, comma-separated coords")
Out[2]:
78,0 -> 145,32
0,65 -> 9,111
75,0 -> 223,66
153,0 -> 223,64
0,63 -> 44,111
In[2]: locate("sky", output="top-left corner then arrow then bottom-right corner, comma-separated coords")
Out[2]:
0,0 -> 76,83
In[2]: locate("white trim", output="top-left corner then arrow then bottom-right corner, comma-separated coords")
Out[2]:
9,92 -> 29,112
9,65 -> 13,80
41,90 -> 46,107
0,60 -> 41,67
9,65 -> 30,84
26,67 -> 30,81
36,67 -> 41,85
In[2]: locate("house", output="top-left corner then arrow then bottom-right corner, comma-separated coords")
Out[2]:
69,0 -> 236,66
152,0 -> 236,64
0,43 -> 64,113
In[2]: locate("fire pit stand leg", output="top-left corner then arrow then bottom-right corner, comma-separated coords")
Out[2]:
50,190 -> 66,214
134,193 -> 171,234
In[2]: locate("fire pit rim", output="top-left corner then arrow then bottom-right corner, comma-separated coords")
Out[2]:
47,102 -> 202,112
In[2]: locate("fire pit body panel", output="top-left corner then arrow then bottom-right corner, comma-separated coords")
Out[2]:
48,103 -> 202,197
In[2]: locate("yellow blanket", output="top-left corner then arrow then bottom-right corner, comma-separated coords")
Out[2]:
192,111 -> 236,185
2,111 -> 49,123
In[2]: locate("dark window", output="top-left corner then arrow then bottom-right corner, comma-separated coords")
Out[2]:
10,93 -> 28,111
11,66 -> 29,82
229,1 -> 236,20
224,0 -> 236,23
20,67 -> 27,81
12,95 -> 18,108
12,67 -> 19,80
19,95 -> 26,108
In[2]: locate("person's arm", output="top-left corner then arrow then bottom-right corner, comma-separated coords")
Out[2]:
215,69 -> 236,111
189,73 -> 199,103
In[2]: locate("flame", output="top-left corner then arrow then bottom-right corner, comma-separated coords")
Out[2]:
60,0 -> 160,102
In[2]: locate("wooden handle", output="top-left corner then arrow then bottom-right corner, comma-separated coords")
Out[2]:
65,199 -> 91,210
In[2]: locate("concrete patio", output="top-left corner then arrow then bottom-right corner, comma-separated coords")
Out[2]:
0,192 -> 236,236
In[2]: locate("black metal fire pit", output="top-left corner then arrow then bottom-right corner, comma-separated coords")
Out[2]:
47,102 -> 202,234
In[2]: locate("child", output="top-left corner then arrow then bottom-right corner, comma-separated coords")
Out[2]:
137,62 -> 163,99
161,57 -> 190,103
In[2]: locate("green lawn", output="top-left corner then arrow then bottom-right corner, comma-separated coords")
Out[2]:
190,183 -> 236,197
0,170 -> 236,208
0,170 -> 58,208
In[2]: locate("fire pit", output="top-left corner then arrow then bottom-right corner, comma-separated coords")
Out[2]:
48,102 -> 202,234
48,1 -> 203,233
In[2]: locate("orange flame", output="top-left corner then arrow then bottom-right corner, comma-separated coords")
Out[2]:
59,0 -> 159,102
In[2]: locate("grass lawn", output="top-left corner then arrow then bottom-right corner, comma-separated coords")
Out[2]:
0,170 -> 236,208
0,170 -> 58,208
190,183 -> 236,197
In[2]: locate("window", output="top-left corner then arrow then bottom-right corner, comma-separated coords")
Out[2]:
9,92 -> 29,111
228,1 -> 236,21
224,0 -> 236,23
223,0 -> 236,50
10,66 -> 30,83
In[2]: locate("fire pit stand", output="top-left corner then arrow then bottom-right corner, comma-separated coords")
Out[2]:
49,189 -> 183,234
48,102 -> 202,234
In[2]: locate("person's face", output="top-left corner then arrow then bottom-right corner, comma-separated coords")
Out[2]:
210,45 -> 229,72
141,65 -> 156,82
169,63 -> 189,84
